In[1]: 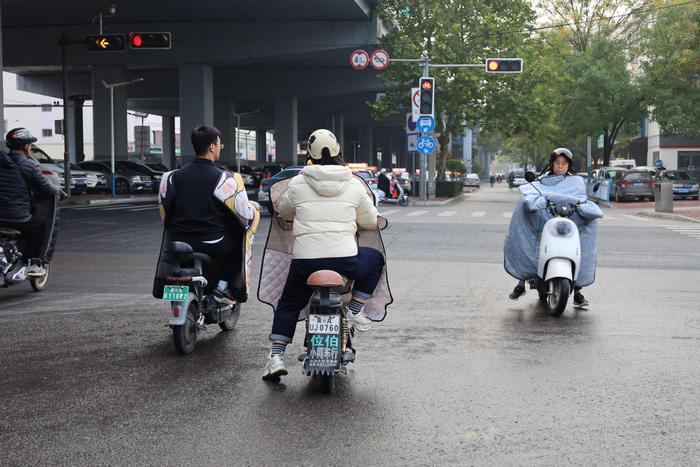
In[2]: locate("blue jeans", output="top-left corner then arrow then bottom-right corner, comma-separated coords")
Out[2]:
269,247 -> 385,343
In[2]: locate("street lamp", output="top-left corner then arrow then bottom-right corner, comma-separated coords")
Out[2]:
102,77 -> 144,197
233,109 -> 260,173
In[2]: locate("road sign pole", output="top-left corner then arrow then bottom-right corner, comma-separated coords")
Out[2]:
419,54 -> 430,201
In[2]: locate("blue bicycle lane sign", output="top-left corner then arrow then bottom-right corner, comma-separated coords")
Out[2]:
417,135 -> 436,154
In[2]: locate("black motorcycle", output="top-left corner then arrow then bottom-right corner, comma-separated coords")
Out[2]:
0,227 -> 50,291
157,241 -> 240,355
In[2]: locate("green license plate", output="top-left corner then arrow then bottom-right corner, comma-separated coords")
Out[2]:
162,285 -> 189,301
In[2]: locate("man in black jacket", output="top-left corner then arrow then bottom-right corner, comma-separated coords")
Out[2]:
159,125 -> 259,305
0,128 -> 58,276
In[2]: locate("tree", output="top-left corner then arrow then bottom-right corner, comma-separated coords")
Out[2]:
371,0 -> 536,180
639,0 -> 700,136
445,159 -> 466,173
557,36 -> 646,166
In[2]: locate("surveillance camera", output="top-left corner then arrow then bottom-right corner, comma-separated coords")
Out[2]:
108,3 -> 116,15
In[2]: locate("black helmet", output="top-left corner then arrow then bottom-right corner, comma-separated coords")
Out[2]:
6,127 -> 37,148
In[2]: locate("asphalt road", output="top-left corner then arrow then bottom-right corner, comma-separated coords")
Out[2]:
1,185 -> 698,465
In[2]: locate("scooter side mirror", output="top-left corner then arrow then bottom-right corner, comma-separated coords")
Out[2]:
377,216 -> 388,230
593,183 -> 600,192
524,171 -> 536,183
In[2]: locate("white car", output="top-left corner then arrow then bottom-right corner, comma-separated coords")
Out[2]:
29,146 -> 90,194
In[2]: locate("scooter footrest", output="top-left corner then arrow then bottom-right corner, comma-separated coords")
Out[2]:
298,353 -> 307,362
342,351 -> 355,363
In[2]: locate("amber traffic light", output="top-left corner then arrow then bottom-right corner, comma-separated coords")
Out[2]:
85,34 -> 125,52
419,77 -> 435,116
484,58 -> 523,73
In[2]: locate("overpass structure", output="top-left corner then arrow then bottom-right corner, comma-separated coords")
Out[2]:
1,0 -> 407,167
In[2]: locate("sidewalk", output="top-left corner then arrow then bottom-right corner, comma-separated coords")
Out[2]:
60,193 -> 159,207
606,198 -> 700,223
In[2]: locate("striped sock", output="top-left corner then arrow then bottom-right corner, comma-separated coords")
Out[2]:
348,299 -> 364,315
271,342 -> 287,356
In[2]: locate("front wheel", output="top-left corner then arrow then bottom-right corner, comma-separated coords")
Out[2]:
546,278 -> 570,317
399,196 -> 409,206
219,303 -> 241,331
173,304 -> 198,355
30,263 -> 50,291
116,179 -> 130,195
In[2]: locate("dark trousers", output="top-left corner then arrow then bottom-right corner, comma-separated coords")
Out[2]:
270,247 -> 385,343
0,217 -> 45,262
170,230 -> 242,295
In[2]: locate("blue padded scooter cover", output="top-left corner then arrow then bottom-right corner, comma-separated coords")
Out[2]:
504,175 -> 603,287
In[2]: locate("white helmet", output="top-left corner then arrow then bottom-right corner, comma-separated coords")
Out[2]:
308,129 -> 340,160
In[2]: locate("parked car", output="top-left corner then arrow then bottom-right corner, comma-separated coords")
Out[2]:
257,166 -> 305,212
594,167 -> 629,182
463,173 -> 480,189
28,145 -> 90,194
145,162 -> 169,172
612,170 -> 655,202
508,171 -> 526,187
70,162 -> 107,193
77,160 -> 152,194
114,160 -> 164,193
655,170 -> 699,200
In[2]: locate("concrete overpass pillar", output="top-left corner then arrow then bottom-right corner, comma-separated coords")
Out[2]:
92,65 -> 129,160
162,116 -> 176,169
256,130 -> 267,163
359,125 -> 373,164
274,97 -> 298,165
65,96 -> 86,163
179,64 -> 213,164
214,99 -> 234,167
333,113 -> 345,158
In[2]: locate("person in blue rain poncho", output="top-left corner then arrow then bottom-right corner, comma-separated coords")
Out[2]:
504,148 -> 603,308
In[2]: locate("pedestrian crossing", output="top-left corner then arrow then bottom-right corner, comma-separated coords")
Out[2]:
662,225 -> 700,240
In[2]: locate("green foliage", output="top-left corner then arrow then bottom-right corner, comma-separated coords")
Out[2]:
435,181 -> 463,197
445,158 -> 466,173
639,1 -> 700,136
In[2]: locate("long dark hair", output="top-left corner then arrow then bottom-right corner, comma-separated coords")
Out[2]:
306,148 -> 345,166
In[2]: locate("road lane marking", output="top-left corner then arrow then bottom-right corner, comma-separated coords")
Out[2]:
438,211 -> 457,217
379,209 -> 400,216
406,210 -> 429,217
127,206 -> 160,212
470,211 -> 486,217
502,212 -> 512,218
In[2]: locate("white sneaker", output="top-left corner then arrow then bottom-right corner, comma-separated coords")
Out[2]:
349,311 -> 372,332
25,263 -> 47,277
262,353 -> 288,380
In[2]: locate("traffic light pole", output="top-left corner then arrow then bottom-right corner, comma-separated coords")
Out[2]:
393,55 -> 490,200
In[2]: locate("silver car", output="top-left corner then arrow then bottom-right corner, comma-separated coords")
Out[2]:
29,146 -> 90,194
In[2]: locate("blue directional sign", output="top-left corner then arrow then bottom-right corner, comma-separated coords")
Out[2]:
654,159 -> 663,167
417,135 -> 436,154
417,115 -> 435,133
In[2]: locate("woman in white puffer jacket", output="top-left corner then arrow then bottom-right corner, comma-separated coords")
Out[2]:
263,129 -> 384,380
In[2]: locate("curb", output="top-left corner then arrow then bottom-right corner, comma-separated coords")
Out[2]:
61,195 -> 159,207
636,210 -> 700,223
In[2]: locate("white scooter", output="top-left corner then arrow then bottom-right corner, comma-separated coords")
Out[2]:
524,172 -> 583,316
378,182 -> 409,206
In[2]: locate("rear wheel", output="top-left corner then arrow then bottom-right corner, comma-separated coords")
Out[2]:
30,263 -> 50,291
317,374 -> 334,393
547,278 -> 570,317
219,303 -> 241,331
173,304 -> 198,355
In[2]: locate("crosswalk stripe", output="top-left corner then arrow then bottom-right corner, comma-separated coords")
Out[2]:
438,211 -> 457,217
470,211 -> 486,217
406,210 -> 429,217
502,212 -> 512,218
379,209 -> 400,216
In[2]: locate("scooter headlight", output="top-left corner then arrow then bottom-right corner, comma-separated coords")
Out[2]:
553,221 -> 572,237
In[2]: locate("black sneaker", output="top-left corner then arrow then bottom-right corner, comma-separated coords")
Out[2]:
509,284 -> 526,301
573,292 -> 589,308
213,287 -> 236,305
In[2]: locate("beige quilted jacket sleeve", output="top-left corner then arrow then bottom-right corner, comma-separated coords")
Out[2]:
354,178 -> 378,230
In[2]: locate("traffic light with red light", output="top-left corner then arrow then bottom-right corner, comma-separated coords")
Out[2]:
85,34 -> 125,52
419,77 -> 435,117
485,58 -> 523,73
129,32 -> 171,49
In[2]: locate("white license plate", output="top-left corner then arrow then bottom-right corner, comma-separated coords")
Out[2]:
308,314 -> 340,335
634,182 -> 644,186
